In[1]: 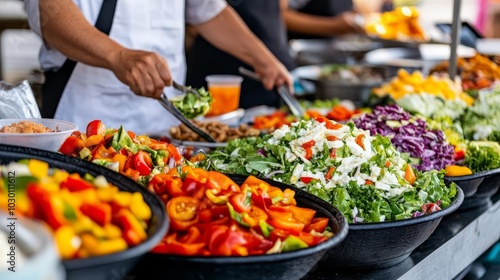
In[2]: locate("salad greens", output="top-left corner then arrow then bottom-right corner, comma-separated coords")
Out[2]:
169,87 -> 213,119
197,118 -> 456,223
460,90 -> 500,141
464,141 -> 500,173
395,93 -> 467,120
298,99 -> 339,109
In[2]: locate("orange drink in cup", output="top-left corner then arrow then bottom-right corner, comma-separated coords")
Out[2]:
205,75 -> 243,117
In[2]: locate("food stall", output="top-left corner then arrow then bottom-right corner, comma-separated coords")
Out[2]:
1,2 -> 500,280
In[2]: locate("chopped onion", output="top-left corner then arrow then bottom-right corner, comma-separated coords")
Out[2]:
265,170 -> 285,178
168,157 -> 175,169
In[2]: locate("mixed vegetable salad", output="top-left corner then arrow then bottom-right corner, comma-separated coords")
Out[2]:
150,167 -> 333,256
195,118 -> 457,223
0,159 -> 152,259
59,120 -> 183,186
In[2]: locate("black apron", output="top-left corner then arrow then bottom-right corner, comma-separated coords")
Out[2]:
186,0 -> 295,109
288,0 -> 353,40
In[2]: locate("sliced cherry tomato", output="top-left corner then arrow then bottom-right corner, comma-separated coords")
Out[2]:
133,151 -> 153,176
365,180 -> 374,186
300,177 -> 314,184
304,217 -> 329,233
167,196 -> 199,222
59,136 -> 85,155
86,120 -> 106,137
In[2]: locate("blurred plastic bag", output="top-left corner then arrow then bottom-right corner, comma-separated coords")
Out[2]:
0,80 -> 41,119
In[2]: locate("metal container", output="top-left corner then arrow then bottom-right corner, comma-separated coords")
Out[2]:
294,64 -> 390,107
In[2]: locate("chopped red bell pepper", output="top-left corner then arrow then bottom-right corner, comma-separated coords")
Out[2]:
80,203 -> 111,227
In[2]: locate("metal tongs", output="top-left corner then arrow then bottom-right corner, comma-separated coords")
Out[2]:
172,81 -> 201,97
158,83 -> 216,143
238,67 -> 305,118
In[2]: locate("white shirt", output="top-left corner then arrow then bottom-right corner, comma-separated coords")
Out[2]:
24,0 -> 226,135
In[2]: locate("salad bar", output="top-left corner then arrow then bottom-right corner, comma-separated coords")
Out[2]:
3,4 -> 500,280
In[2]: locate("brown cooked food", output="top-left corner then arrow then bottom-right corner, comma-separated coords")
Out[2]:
169,121 -> 260,142
0,121 -> 55,133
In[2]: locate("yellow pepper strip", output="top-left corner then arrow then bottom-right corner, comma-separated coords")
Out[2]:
28,159 -> 49,179
130,192 -> 152,220
113,192 -> 132,207
52,169 -> 69,184
72,189 -> 98,204
96,186 -> 119,202
54,225 -> 81,259
81,233 -> 128,256
445,165 -> 473,177
104,224 -> 123,239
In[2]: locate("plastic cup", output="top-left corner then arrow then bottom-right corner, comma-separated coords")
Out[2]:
205,75 -> 243,117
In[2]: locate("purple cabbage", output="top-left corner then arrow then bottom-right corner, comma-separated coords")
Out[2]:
354,105 -> 455,171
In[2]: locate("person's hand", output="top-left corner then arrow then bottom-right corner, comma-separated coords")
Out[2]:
253,57 -> 294,93
335,11 -> 366,34
110,48 -> 172,99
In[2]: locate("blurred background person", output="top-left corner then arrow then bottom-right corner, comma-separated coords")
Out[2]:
186,0 -> 295,109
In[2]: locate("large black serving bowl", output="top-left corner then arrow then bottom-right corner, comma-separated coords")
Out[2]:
130,175 -> 349,280
0,144 -> 169,280
324,184 -> 464,269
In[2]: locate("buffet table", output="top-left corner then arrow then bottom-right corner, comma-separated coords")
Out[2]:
304,193 -> 500,280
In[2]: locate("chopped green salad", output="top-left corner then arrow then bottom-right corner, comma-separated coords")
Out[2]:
197,118 -> 457,223
170,87 -> 213,119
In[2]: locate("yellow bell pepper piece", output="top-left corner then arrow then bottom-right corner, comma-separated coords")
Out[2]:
113,192 -> 132,207
445,165 -> 473,177
130,192 -> 152,221
54,225 -> 81,259
52,169 -> 69,184
28,159 -> 49,179
104,224 -> 123,239
82,233 -> 128,256
72,189 -> 98,205
96,186 -> 119,202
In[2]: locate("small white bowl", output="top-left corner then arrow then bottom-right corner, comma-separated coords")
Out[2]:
0,118 -> 78,152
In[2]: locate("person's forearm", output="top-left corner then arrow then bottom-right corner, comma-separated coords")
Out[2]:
39,0 -> 123,69
194,6 -> 276,71
284,10 -> 351,36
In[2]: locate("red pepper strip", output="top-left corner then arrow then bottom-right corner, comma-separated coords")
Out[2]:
61,177 -> 94,192
304,217 -> 329,233
113,209 -> 147,246
167,144 -> 183,163
27,184 -> 66,230
80,203 -> 111,227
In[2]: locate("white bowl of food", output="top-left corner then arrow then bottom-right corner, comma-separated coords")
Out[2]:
0,118 -> 78,152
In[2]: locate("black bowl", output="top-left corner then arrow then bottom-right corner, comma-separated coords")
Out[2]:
0,144 -> 169,280
129,174 -> 349,280
323,184 -> 464,269
446,167 -> 500,210
459,168 -> 500,210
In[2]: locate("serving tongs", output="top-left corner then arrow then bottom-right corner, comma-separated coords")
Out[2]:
238,67 -> 305,118
172,81 -> 201,97
158,91 -> 216,143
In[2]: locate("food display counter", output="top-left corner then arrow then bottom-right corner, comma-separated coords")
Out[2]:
304,193 -> 500,280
